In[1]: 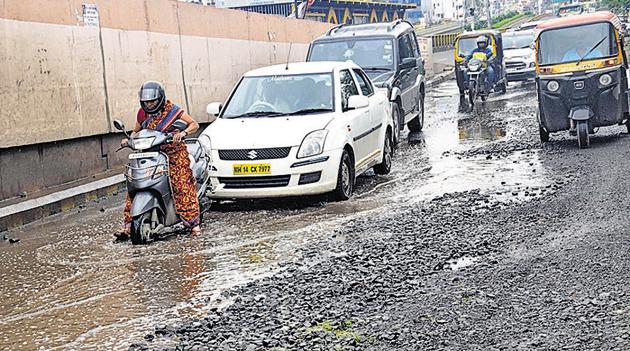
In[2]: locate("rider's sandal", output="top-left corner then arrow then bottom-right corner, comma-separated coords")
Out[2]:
191,226 -> 202,236
114,224 -> 131,242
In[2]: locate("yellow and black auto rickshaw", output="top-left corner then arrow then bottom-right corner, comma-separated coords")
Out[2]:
535,11 -> 629,148
454,30 -> 508,98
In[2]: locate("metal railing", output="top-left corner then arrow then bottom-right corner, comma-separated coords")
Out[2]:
431,32 -> 459,52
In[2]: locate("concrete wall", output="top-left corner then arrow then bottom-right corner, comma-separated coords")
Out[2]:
0,0 -> 332,201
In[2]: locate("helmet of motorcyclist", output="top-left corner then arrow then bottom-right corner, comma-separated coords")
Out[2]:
138,80 -> 166,115
476,35 -> 489,50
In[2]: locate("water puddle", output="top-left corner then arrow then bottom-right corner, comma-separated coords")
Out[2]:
446,256 -> 479,270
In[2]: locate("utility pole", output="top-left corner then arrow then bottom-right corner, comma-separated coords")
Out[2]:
487,0 -> 492,29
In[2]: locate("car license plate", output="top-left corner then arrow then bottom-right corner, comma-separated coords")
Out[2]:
233,163 -> 271,175
129,152 -> 159,160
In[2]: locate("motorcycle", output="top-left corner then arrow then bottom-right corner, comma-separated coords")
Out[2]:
113,119 -> 212,245
465,57 -> 490,106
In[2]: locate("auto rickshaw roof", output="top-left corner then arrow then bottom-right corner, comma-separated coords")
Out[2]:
536,11 -> 620,31
456,29 -> 502,40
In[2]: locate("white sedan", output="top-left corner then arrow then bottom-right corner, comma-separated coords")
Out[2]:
201,61 -> 393,200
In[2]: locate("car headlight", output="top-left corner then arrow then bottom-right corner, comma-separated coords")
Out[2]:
599,73 -> 612,86
547,80 -> 560,92
132,137 -> 156,150
297,130 -> 328,159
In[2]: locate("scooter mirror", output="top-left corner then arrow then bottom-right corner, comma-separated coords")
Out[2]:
113,119 -> 125,131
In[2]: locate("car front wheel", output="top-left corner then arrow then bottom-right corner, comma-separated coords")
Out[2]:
331,150 -> 354,201
374,130 -> 392,175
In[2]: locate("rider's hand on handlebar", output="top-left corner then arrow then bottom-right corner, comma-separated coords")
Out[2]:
172,131 -> 187,143
120,138 -> 129,147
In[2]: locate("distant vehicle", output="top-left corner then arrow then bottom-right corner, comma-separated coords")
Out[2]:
202,62 -> 394,200
307,20 -> 426,145
535,11 -> 629,148
518,20 -> 541,31
503,30 -> 536,82
557,4 -> 584,17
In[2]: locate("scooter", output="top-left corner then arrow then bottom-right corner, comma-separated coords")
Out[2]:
113,119 -> 212,245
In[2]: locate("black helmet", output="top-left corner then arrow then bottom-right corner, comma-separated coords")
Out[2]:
476,35 -> 488,49
139,80 -> 166,115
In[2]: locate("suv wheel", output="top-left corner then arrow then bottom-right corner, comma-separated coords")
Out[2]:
407,94 -> 424,132
392,102 -> 402,146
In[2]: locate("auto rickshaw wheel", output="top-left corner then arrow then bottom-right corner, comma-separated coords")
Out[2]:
577,121 -> 590,149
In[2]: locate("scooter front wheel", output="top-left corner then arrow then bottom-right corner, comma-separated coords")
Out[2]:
131,212 -> 152,245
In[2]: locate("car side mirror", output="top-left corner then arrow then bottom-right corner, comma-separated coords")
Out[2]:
400,57 -> 417,69
346,95 -> 369,110
206,102 -> 222,116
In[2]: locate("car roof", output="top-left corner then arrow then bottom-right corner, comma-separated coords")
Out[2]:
244,61 -> 360,77
313,20 -> 414,41
537,11 -> 619,31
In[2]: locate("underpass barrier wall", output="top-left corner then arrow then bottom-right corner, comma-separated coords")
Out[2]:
431,32 -> 459,53
0,0 -> 332,202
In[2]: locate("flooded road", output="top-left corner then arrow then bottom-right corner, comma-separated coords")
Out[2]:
0,79 -> 551,350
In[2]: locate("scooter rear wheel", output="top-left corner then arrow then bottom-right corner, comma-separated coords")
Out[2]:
131,212 -> 152,245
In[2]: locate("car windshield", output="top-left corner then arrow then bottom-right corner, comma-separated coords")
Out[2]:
504,33 -> 533,50
309,39 -> 394,70
538,22 -> 618,65
558,5 -> 583,16
457,36 -> 489,57
221,73 -> 334,118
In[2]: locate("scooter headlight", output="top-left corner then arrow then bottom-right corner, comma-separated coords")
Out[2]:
547,80 -> 560,92
468,62 -> 481,72
599,73 -> 612,86
132,137 -> 156,150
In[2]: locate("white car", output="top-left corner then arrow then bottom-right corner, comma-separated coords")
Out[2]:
201,61 -> 393,200
503,30 -> 536,82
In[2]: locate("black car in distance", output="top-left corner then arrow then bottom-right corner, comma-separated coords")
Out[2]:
307,20 -> 426,144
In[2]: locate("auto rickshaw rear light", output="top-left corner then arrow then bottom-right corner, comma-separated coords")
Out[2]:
599,73 -> 613,86
547,80 -> 560,92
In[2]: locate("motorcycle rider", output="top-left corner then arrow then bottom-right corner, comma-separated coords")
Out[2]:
116,81 -> 201,240
465,35 -> 495,91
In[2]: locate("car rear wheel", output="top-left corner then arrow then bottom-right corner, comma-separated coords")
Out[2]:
331,150 -> 354,201
374,130 -> 392,175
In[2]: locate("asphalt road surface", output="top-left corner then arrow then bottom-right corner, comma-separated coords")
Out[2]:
2,78 -> 630,351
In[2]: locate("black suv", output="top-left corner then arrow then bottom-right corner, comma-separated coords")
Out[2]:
307,20 -> 426,144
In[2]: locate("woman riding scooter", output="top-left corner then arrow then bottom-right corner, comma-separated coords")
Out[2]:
116,81 -> 201,240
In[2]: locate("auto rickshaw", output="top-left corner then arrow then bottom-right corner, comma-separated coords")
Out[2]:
535,11 -> 630,148
454,30 -> 508,97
